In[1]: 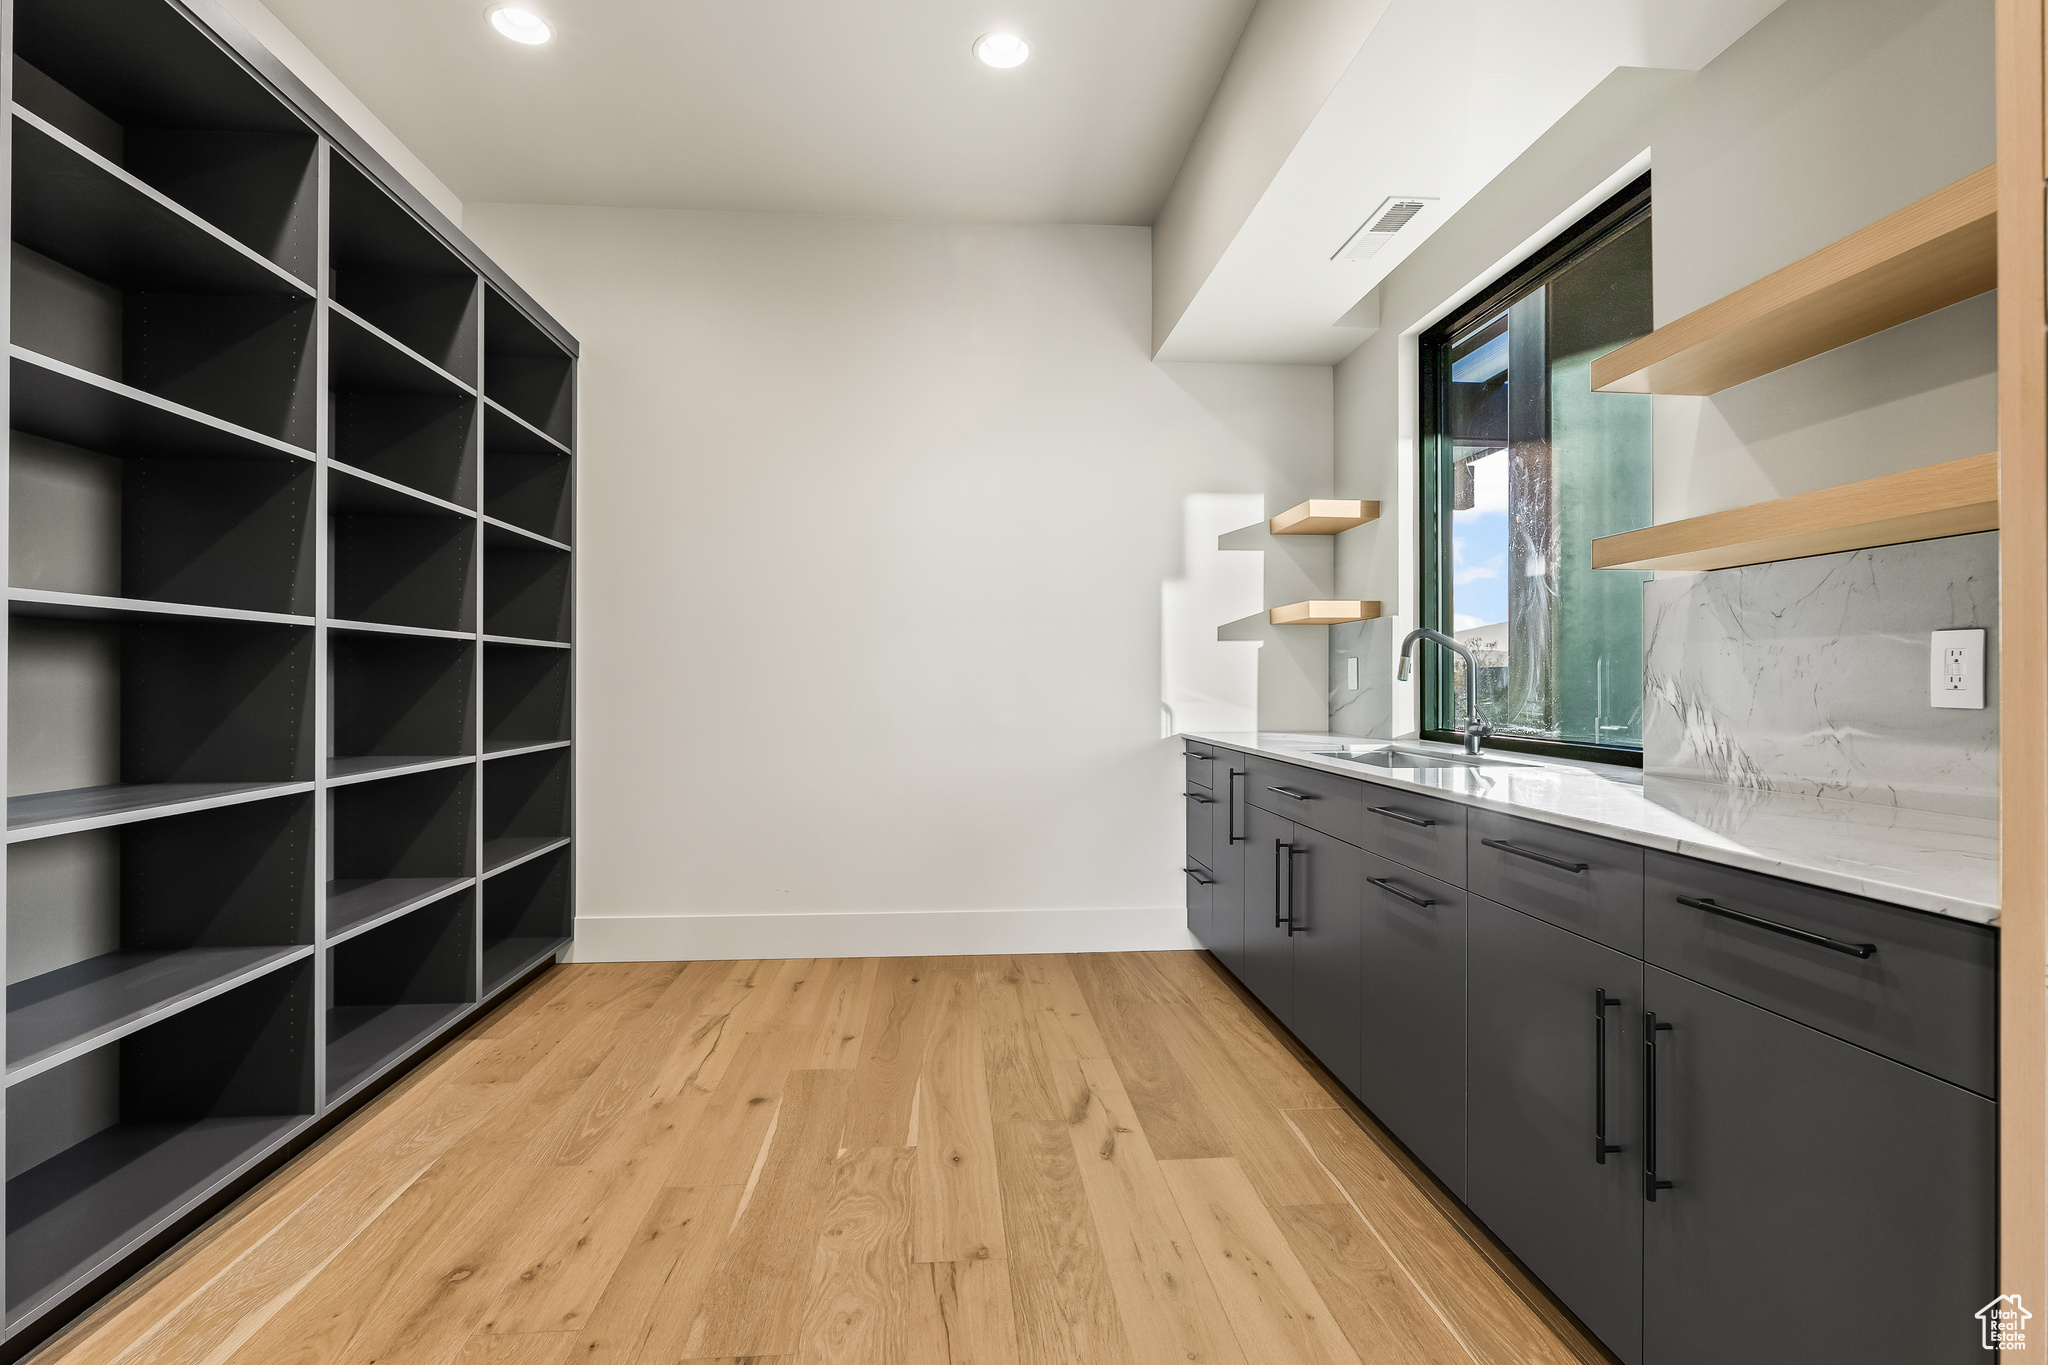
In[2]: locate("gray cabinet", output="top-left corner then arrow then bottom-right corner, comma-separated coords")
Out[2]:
1645,852 -> 1995,1096
1243,803 -> 1295,1019
1206,756 -> 1248,974
1468,810 -> 1644,955
1180,746 -> 1998,1365
1288,825 -> 1364,1096
1468,896 -> 1644,1364
1356,850 -> 1467,1195
1642,967 -> 1995,1365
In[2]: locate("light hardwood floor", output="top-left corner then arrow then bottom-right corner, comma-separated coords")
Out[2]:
32,953 -> 1608,1365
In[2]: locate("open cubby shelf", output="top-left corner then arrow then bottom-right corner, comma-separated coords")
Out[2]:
5,958 -> 316,1325
325,889 -> 473,1102
11,348 -> 314,463
7,945 -> 310,1082
483,847 -> 569,994
0,0 -> 575,1342
483,289 -> 573,448
12,110 -> 311,300
328,304 -> 474,400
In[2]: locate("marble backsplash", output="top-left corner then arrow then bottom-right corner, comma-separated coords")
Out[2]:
1642,531 -> 1998,818
1330,616 -> 1394,737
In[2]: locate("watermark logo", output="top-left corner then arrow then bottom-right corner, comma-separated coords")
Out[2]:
1979,1295 -> 2032,1351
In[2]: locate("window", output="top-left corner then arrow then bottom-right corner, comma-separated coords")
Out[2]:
1419,175 -> 1652,763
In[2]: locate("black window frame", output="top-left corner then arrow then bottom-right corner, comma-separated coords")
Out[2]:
1417,173 -> 1652,767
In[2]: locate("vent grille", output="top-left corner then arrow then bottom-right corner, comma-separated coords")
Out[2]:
1333,196 -> 1438,262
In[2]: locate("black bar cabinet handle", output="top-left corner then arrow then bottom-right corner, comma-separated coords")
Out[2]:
1368,805 -> 1436,828
1184,866 -> 1214,885
1184,792 -> 1214,805
1676,895 -> 1877,959
1286,846 -> 1306,935
1274,840 -> 1292,928
1481,837 -> 1589,873
1594,990 -> 1622,1165
1368,877 -> 1436,909
1266,785 -> 1313,802
1643,1011 -> 1674,1201
1227,768 -> 1245,843
1187,751 -> 1212,760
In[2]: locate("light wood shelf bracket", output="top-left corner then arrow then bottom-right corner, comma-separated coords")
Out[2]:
1270,499 -> 1380,535
1591,166 -> 1996,396
1269,600 -> 1383,626
1590,453 -> 1998,573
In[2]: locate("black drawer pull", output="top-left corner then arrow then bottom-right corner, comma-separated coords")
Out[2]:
1286,846 -> 1307,936
1481,837 -> 1588,873
1368,876 -> 1435,909
1184,792 -> 1214,805
1594,990 -> 1622,1165
1187,751 -> 1212,761
1274,840 -> 1292,928
1184,866 -> 1214,885
1266,785 -> 1313,802
1368,805 -> 1436,828
1643,1011 -> 1674,1202
1676,895 -> 1877,959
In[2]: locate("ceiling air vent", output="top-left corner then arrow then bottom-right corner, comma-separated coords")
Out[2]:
1332,196 -> 1437,262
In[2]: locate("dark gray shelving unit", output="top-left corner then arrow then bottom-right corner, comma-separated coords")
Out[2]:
0,0 -> 577,1347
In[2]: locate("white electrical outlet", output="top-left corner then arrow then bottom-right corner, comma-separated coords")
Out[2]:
1930,628 -> 1986,709
1347,656 -> 1360,690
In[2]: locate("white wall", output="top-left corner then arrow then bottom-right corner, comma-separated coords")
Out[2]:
462,206 -> 1332,960
1151,0 -> 1391,353
1332,0 -> 1995,738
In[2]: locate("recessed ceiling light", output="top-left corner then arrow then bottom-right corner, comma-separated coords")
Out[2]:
489,6 -> 553,44
974,33 -> 1030,68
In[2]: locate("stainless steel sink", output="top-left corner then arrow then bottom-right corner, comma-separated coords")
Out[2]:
1314,747 -> 1531,770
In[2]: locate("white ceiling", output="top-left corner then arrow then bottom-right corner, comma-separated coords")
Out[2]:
260,0 -> 1259,223
1155,0 -> 1790,363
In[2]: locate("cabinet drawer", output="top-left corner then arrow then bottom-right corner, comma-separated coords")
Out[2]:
1185,742 -> 1216,790
1246,756 -> 1364,843
1184,859 -> 1214,934
1468,811 -> 1644,956
1185,786 -> 1216,870
1645,852 -> 1996,1096
1356,788 -> 1467,886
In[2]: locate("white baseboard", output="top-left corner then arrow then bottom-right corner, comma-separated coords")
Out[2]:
570,906 -> 1199,961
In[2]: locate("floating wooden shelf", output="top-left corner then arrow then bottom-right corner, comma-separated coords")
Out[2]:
1270,499 -> 1380,535
1269,600 -> 1382,626
1591,453 -> 1998,573
1591,167 -> 1996,396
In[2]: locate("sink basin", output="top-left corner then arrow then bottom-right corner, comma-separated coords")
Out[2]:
1314,747 -> 1531,770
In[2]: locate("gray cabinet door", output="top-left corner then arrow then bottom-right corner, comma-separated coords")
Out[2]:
1206,758 -> 1249,974
1468,896 -> 1644,1365
1242,804 -> 1294,1023
1287,825 -> 1363,1096
1642,967 -> 1996,1365
1356,849 -> 1468,1196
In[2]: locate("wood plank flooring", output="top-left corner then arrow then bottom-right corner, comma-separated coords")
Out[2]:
32,954 -> 1608,1365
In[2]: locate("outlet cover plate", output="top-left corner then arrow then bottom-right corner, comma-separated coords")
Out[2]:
1930,628 -> 1986,709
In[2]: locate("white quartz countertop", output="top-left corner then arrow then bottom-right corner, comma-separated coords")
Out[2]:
1184,732 -> 2000,927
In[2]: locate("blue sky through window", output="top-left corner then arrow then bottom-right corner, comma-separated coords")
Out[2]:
1451,449 -> 1508,633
